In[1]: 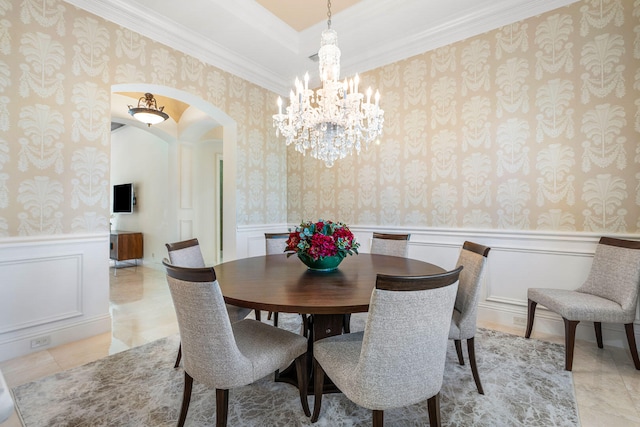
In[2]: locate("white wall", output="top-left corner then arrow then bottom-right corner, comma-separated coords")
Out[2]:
192,139 -> 223,263
110,126 -> 171,267
110,126 -> 224,267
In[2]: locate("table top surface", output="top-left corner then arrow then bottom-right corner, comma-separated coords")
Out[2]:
215,253 -> 445,315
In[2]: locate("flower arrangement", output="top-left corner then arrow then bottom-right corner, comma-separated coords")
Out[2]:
285,219 -> 360,261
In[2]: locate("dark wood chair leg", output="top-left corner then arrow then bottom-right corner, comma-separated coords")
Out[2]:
273,312 -> 279,327
267,311 -> 273,320
301,314 -> 309,337
466,337 -> 484,395
177,372 -> 193,427
373,410 -> 384,427
454,339 -> 464,365
525,299 -> 537,338
343,313 -> 351,333
563,318 -> 579,371
427,392 -> 441,427
294,354 -> 310,416
311,360 -> 325,423
254,310 -> 261,322
174,343 -> 182,368
215,389 -> 229,427
594,322 -> 603,348
624,323 -> 640,370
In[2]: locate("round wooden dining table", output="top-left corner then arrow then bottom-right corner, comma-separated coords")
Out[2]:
214,253 -> 446,392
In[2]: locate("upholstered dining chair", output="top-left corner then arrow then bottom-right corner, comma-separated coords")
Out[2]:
449,241 -> 491,394
370,232 -> 411,258
311,266 -> 463,427
342,232 -> 412,334
166,238 -> 253,368
163,259 -> 310,427
264,232 -> 290,327
525,237 -> 640,371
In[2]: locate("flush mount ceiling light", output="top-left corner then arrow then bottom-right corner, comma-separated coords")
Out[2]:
128,93 -> 169,127
272,0 -> 384,168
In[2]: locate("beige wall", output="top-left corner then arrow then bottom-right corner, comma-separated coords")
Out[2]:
0,0 -> 286,238
2,0 -> 639,239
287,0 -> 640,234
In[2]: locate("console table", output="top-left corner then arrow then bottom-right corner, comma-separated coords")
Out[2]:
110,231 -> 143,275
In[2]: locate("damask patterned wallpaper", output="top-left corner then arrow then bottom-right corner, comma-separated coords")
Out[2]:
0,0 -> 285,237
287,0 -> 640,233
1,0 -> 638,238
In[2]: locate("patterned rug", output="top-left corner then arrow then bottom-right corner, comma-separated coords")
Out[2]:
12,314 -> 579,426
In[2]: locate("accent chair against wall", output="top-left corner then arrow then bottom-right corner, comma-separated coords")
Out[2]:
526,237 -> 640,371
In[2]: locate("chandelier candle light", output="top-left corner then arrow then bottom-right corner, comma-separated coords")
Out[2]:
273,0 -> 384,167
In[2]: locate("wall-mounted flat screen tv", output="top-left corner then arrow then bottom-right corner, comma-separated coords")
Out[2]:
113,183 -> 134,214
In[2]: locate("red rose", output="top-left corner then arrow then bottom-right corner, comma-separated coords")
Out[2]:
286,232 -> 300,251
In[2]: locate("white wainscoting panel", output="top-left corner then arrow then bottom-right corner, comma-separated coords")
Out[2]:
0,255 -> 82,334
234,224 -> 290,261
483,246 -> 594,305
0,234 -> 111,362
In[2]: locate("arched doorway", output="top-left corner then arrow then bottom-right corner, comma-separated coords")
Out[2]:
110,83 -> 238,264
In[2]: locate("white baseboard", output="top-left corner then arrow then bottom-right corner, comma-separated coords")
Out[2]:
0,315 -> 112,362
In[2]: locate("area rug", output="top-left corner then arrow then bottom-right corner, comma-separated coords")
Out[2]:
12,314 -> 579,426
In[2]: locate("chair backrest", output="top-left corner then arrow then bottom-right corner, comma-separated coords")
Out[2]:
453,241 -> 491,337
163,259 -> 253,388
370,232 -> 411,258
165,238 -> 205,268
353,266 -> 462,409
577,237 -> 640,318
265,232 -> 290,255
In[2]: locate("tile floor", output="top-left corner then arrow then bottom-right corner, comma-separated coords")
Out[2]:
1,264 -> 639,426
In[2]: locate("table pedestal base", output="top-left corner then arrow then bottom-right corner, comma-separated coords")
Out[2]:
275,313 -> 346,394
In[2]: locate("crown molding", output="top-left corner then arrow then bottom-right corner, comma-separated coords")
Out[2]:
338,0 -> 579,78
65,0 -> 579,96
65,0 -> 288,94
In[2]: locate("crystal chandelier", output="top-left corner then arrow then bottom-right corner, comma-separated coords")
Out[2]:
272,0 -> 384,168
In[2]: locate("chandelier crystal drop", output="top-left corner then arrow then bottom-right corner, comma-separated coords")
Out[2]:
272,0 -> 384,168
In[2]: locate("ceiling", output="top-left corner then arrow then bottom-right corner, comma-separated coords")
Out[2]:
68,0 -> 576,96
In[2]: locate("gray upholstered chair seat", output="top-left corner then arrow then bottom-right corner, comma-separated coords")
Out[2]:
525,237 -> 640,371
232,319 -> 307,383
527,288 -> 630,323
227,305 -> 253,322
